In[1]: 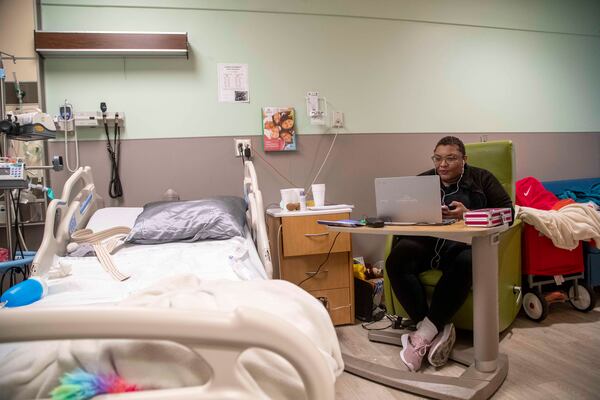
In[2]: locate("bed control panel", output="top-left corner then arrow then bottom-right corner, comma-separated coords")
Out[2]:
0,157 -> 28,189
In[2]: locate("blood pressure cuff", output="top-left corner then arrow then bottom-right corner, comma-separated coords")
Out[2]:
126,197 -> 246,244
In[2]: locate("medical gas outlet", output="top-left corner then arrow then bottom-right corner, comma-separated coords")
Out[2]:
234,139 -> 251,157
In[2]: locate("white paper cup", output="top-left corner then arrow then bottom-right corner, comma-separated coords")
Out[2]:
311,184 -> 325,207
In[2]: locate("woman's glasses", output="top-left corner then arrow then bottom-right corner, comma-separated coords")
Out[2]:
431,155 -> 462,164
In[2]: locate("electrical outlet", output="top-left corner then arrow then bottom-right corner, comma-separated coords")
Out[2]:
332,111 -> 344,128
234,138 -> 251,157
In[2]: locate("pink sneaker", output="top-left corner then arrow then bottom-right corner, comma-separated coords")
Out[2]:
400,332 -> 431,372
427,323 -> 456,367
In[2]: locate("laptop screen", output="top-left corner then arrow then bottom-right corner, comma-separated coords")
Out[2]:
375,175 -> 443,224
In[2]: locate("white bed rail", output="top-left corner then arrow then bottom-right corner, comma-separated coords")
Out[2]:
31,166 -> 104,276
0,307 -> 334,400
244,161 -> 273,278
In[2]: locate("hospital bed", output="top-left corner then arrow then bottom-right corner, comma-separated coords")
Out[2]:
0,161 -> 342,399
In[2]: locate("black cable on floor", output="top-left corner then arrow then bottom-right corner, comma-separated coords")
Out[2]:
361,319 -> 393,331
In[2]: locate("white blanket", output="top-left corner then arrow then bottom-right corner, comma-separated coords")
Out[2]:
36,235 -> 267,308
516,203 -> 600,250
0,274 -> 343,399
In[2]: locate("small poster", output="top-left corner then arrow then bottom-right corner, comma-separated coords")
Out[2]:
262,107 -> 296,152
217,63 -> 249,103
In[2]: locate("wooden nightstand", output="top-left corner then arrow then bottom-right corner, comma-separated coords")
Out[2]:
266,208 -> 354,325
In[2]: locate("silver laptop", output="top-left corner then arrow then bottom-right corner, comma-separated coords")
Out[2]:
375,175 -> 454,225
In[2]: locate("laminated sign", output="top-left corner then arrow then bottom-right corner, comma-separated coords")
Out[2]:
262,107 -> 296,152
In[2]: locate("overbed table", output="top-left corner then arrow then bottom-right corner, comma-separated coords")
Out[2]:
327,221 -> 509,400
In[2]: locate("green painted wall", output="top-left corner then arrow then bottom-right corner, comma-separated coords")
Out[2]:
41,0 -> 600,139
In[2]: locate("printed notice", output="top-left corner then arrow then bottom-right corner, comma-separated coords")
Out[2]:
217,63 -> 249,103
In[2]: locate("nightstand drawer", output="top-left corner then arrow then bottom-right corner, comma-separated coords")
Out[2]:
310,287 -> 353,325
282,213 -> 351,257
280,252 -> 351,291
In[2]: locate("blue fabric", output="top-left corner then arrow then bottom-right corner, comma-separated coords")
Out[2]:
542,178 -> 600,206
556,182 -> 600,205
542,178 -> 599,194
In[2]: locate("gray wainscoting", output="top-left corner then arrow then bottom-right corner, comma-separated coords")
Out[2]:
43,132 -> 599,262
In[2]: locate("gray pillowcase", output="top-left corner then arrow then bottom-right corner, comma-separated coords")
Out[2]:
126,196 -> 247,244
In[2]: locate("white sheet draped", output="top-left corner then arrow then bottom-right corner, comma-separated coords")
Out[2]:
516,203 -> 600,250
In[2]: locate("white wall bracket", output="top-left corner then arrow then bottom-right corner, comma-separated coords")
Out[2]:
306,91 -> 327,126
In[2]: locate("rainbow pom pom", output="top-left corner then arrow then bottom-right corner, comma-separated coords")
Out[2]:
51,369 -> 139,400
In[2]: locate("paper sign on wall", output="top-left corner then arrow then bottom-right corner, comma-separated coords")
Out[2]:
217,63 -> 249,103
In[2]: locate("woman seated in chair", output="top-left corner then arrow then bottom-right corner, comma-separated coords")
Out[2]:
387,136 -> 513,372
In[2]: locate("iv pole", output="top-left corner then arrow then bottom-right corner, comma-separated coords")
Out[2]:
0,51 -> 18,260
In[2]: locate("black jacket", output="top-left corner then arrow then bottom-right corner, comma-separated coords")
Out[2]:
419,164 -> 514,220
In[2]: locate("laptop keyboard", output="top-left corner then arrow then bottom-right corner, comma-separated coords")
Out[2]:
385,219 -> 457,226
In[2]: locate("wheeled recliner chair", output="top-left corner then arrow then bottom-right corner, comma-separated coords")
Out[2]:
383,140 -> 522,332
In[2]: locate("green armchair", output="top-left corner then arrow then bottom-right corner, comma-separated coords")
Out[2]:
383,140 -> 522,332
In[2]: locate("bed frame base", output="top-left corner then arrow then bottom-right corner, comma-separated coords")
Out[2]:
343,330 -> 507,400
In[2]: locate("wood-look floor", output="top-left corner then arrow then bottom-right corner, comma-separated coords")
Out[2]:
335,292 -> 600,399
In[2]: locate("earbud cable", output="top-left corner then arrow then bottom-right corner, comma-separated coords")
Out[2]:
432,163 -> 464,268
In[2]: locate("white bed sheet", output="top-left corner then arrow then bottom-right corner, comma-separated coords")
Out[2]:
34,207 -> 267,307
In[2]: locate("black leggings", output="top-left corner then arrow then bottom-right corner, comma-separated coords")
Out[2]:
385,236 -> 472,331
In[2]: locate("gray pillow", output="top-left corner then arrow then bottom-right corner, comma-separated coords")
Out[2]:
126,196 -> 247,244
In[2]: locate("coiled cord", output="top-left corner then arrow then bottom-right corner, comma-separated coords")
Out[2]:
103,119 -> 123,199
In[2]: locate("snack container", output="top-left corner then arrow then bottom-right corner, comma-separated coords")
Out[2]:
464,208 -> 511,227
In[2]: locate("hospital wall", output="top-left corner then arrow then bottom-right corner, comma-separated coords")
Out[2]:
40,0 -> 600,137
46,132 -> 600,261
7,1 -> 600,261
